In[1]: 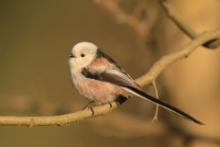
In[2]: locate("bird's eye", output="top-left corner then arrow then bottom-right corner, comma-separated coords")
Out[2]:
81,54 -> 85,57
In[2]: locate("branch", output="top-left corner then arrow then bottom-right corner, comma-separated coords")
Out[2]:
160,1 -> 220,49
91,0 -> 147,40
0,29 -> 219,126
0,102 -> 119,127
136,29 -> 220,86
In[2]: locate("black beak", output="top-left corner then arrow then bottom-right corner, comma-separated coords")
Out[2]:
69,53 -> 75,58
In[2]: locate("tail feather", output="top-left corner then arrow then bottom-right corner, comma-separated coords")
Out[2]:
124,86 -> 204,125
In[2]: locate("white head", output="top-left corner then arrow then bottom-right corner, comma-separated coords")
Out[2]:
69,42 -> 98,71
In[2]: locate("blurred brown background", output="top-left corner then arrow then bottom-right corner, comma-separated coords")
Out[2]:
0,0 -> 220,147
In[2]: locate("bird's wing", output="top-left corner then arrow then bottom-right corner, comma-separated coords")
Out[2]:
81,66 -> 140,89
81,67 -> 203,125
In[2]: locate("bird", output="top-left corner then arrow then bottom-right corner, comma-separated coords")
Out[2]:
68,41 -> 203,125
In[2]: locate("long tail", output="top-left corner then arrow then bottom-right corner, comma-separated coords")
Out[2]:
124,86 -> 204,125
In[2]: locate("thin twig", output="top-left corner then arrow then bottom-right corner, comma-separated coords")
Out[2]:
160,1 -> 220,49
152,80 -> 160,122
0,29 -> 219,126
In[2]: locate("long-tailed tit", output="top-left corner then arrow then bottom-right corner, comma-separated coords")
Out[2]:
68,41 -> 203,125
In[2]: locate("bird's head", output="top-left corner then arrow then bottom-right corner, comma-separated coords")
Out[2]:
69,41 -> 98,70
